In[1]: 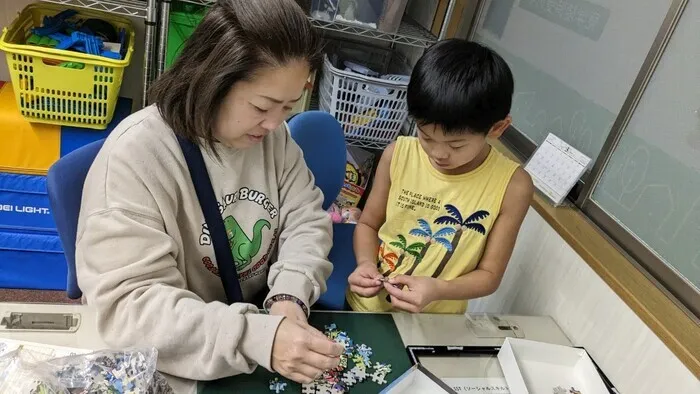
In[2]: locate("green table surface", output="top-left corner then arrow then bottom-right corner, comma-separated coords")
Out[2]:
199,312 -> 412,393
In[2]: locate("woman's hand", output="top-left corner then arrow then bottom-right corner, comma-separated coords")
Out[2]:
384,275 -> 443,313
348,262 -> 384,297
269,300 -> 331,343
271,318 -> 344,383
269,300 -> 307,323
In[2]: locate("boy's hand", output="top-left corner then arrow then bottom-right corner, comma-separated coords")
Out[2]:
348,263 -> 384,297
384,275 -> 443,313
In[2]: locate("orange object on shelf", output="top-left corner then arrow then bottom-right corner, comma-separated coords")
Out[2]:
0,82 -> 60,175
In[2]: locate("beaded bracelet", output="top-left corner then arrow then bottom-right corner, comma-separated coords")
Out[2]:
264,293 -> 310,317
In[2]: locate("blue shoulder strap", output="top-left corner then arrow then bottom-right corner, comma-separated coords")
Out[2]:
176,136 -> 243,304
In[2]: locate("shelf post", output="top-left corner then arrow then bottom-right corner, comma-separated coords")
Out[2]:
438,0 -> 457,40
156,0 -> 171,77
143,0 -> 158,107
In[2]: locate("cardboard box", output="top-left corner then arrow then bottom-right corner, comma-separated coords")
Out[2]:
336,181 -> 365,208
380,364 -> 457,394
336,146 -> 375,208
497,338 -> 609,394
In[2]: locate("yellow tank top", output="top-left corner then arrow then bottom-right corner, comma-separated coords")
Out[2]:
347,137 -> 519,314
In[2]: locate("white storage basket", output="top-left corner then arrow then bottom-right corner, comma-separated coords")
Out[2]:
318,46 -> 410,148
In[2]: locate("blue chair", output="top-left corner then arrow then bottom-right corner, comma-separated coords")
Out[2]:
287,111 -> 346,211
47,139 -> 106,299
322,222 -> 356,310
48,111 -> 355,308
288,111 -> 355,310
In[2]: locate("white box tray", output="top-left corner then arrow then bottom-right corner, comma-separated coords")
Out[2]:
497,338 -> 610,394
381,364 -> 458,394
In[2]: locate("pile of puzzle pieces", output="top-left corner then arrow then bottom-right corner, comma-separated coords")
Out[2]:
269,323 -> 393,394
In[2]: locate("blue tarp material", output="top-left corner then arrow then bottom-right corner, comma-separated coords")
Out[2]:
60,97 -> 133,156
0,172 -> 55,233
0,229 -> 66,290
0,96 -> 132,291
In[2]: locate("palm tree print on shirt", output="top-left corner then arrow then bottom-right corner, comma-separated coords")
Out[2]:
377,243 -> 398,272
381,235 -> 423,276
403,219 -> 455,276
432,205 -> 490,278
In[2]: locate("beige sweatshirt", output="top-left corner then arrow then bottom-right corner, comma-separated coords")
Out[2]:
75,105 -> 333,381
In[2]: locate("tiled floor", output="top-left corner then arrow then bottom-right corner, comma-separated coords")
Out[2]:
0,289 -> 79,304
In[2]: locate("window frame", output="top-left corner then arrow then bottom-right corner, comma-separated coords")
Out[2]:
470,0 -> 699,320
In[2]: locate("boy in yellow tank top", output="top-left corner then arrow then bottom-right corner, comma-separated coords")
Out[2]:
346,40 -> 534,314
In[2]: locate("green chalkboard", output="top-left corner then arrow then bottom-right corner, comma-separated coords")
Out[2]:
198,312 -> 411,393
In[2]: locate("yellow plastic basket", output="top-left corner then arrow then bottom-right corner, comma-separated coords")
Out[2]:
0,3 -> 135,130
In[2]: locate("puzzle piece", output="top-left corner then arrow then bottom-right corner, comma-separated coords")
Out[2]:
334,332 -> 354,355
316,382 -> 333,394
374,362 -> 392,375
321,368 -> 341,385
335,332 -> 348,343
301,383 -> 317,394
341,371 -> 357,386
371,371 -> 388,385
325,324 -> 339,340
354,344 -> 373,358
269,377 -> 287,393
314,322 -> 396,391
352,355 -> 371,371
351,354 -> 365,368
349,366 -> 368,382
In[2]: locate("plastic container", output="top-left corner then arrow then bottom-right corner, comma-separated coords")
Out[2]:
166,2 -> 206,69
311,0 -> 409,33
319,41 -> 410,147
0,3 -> 135,130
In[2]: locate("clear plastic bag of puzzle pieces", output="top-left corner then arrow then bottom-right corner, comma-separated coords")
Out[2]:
0,346 -> 174,394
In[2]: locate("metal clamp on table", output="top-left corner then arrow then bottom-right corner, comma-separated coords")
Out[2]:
0,311 -> 80,332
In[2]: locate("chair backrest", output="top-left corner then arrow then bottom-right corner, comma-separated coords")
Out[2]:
48,111 -> 346,299
287,111 -> 347,210
47,139 -> 105,299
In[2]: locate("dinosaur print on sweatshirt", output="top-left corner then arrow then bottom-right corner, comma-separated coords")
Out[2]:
224,216 -> 271,271
199,187 -> 279,281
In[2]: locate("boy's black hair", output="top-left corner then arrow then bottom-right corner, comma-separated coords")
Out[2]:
407,39 -> 514,135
